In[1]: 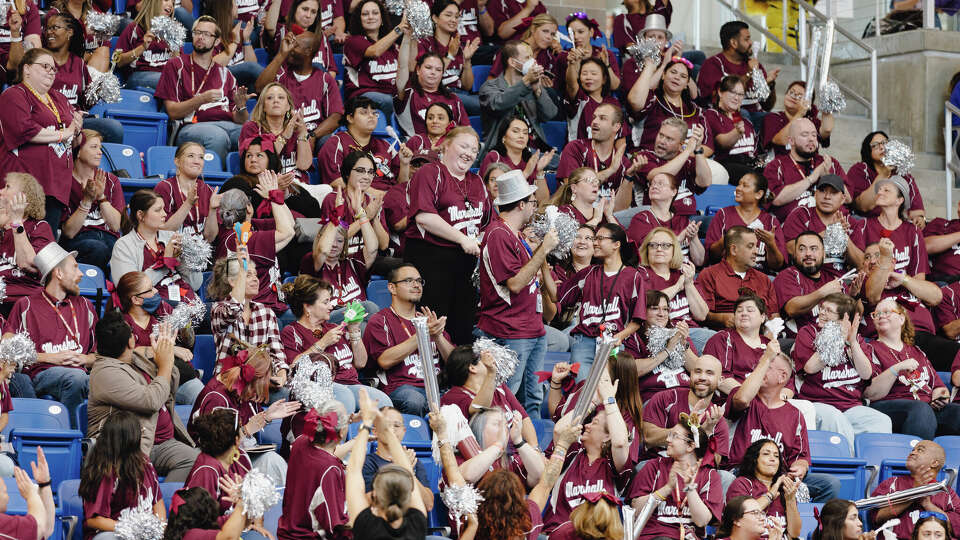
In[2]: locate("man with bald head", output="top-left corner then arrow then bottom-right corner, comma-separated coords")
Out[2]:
869,440 -> 960,538
762,117 -> 848,223
642,355 -> 730,467
255,31 -> 344,143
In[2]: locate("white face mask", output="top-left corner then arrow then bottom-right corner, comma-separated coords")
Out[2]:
520,58 -> 536,75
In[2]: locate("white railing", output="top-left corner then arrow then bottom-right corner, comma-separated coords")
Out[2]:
945,101 -> 960,219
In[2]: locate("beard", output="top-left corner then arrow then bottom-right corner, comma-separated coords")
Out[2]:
691,384 -> 715,399
796,259 -> 822,277
193,44 -> 214,55
796,146 -> 819,160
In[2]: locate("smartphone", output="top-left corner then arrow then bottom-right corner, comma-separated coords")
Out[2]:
731,111 -> 742,124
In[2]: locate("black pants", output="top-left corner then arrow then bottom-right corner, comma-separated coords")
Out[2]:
915,331 -> 960,371
45,196 -> 65,239
404,238 -> 477,345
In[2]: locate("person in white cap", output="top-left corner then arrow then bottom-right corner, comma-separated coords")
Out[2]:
2,243 -> 97,427
476,169 -> 558,414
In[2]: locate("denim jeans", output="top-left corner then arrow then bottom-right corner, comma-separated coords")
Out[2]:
176,120 -> 243,163
60,229 -> 118,274
361,91 -> 395,120
229,61 -> 265,90
175,377 -> 204,405
545,325 -> 569,352
688,327 -> 716,355
389,385 -> 428,416
451,87 -> 481,116
333,382 -> 393,413
811,402 -> 892,453
32,367 -> 89,429
9,373 -> 36,398
83,117 -> 125,144
870,400 -> 960,439
569,333 -> 598,382
475,329 -> 546,418
805,471 -> 841,502
124,70 -> 162,91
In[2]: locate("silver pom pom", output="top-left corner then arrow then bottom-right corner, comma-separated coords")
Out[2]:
881,139 -> 915,176
529,205 -> 579,259
0,276 -> 7,303
241,469 -> 281,521
150,15 -> 186,52
814,321 -> 847,368
406,0 -> 433,38
114,491 -> 166,540
85,11 -> 123,40
823,222 -> 847,259
625,37 -> 661,67
85,72 -> 122,107
795,481 -> 811,503
0,3 -> 8,26
255,3 -> 269,25
746,67 -> 770,102
180,232 -> 212,272
289,356 -> 334,411
385,0 -> 404,15
0,333 -> 37,372
153,297 -> 206,337
472,338 -> 518,386
644,325 -> 685,370
442,484 -> 484,522
817,79 -> 846,115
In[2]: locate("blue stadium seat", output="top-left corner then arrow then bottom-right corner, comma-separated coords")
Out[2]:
159,481 -> 184,510
334,53 -> 344,80
531,418 -> 554,449
260,419 -> 283,446
472,64 -> 491,92
255,48 -> 269,67
75,401 -> 87,438
542,121 -> 568,151
100,142 -> 143,177
807,431 -> 867,501
348,414 -> 432,452
105,109 -> 168,154
105,89 -> 157,113
11,427 -> 83,496
119,178 -> 162,203
59,479 -> 83,540
77,263 -> 107,314
366,279 -> 391,311
194,334 -> 217,384
933,436 -> 960,489
5,399 -> 71,439
226,151 -> 242,174
694,184 -> 736,215
939,371 -> 953,390
468,116 -> 483,139
373,112 -> 392,139
545,172 -> 558,194
797,503 -> 823,540
855,433 -> 923,496
146,146 -> 224,177
175,404 -> 192,427
182,42 -> 193,55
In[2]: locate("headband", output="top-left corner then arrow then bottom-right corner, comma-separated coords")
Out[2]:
566,11 -> 601,37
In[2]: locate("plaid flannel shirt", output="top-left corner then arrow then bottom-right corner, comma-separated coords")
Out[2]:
211,299 -> 288,374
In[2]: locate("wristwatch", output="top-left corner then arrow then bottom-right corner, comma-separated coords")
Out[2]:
9,222 -> 23,234
693,148 -> 705,155
605,396 -> 616,406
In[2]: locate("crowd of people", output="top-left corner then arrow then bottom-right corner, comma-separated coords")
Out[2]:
0,0 -> 956,536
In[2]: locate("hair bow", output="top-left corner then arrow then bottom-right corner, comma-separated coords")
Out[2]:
813,506 -> 823,531
670,55 -> 694,71
105,280 -> 122,310
582,491 -> 621,506
170,492 -> 187,514
679,412 -> 701,448
222,350 -> 256,394
514,16 -> 535,35
240,134 -> 277,157
255,189 -> 286,218
304,409 -> 340,443
566,11 -> 601,37
434,121 -> 459,148
534,363 -> 581,393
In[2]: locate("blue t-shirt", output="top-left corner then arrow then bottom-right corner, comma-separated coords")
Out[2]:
362,452 -> 430,492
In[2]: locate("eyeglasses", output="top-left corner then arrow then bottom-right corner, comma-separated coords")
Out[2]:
576,235 -> 595,242
727,90 -> 746,98
648,242 -> 673,251
870,141 -> 887,149
134,287 -> 157,297
351,167 -> 376,176
871,310 -> 899,320
30,62 -> 57,74
392,277 -> 426,286
743,508 -> 766,518
666,431 -> 691,442
594,234 -> 614,242
192,30 -> 217,38
46,24 -> 68,31
786,91 -> 805,99
212,406 -> 240,432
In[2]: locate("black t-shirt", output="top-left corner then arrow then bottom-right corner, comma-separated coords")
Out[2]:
353,507 -> 428,539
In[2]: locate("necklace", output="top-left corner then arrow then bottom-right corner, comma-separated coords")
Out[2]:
656,93 -> 696,119
24,82 -> 63,127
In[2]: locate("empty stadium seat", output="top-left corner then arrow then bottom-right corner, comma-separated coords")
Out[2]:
933,435 -> 960,489
193,334 -> 217,384
105,89 -> 158,113
59,479 -> 83,540
11,427 -> 83,496
472,65 -> 492,92
77,264 -> 107,314
100,142 -> 144,177
366,279 -> 391,311
226,151 -> 242,174
75,401 -> 87,438
468,116 -> 483,139
694,184 -> 736,215
797,503 -> 823,540
198,271 -> 214,303
807,431 -> 867,501
260,419 -> 284,447
119,178 -> 162,203
159,481 -> 184,510
855,433 -> 923,496
6,399 -> 72,439
255,48 -> 269,67
104,109 -> 169,154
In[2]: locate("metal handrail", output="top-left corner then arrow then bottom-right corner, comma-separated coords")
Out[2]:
945,101 -> 960,219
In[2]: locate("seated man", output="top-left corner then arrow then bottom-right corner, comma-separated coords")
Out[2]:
3,244 -> 97,427
782,174 -> 865,279
361,405 -> 434,512
923,200 -> 960,282
869,440 -> 960,538
88,311 -> 200,482
633,118 -> 712,216
362,263 -> 454,416
695,226 -> 779,330
155,16 -> 251,162
727,342 -> 839,502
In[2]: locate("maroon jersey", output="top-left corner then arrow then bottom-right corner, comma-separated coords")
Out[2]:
235,0 -> 265,22
761,109 -> 830,156
642,387 -> 729,461
846,163 -> 924,217
0,0 -> 40,70
705,207 -> 785,273
83,464 -> 161,540
278,435 -> 348,539
923,218 -> 960,277
52,54 -> 92,109
316,130 -> 395,190
638,267 -> 698,327
139,234 -> 198,303
0,219 -> 53,301
185,451 -> 252,515
552,380 -> 643,467
694,260 -> 779,316
188,378 -> 261,439
275,65 -> 344,134
703,329 -> 769,384
704,108 -> 758,160
154,176 -> 215,236
362,307 -> 444,395
869,476 -> 960,539
478,219 -> 545,339
611,2 -> 672,49
627,457 -> 724,540
542,442 -> 631,533
64,172 -> 125,237
781,207 -> 864,279
697,54 -> 769,112
439,384 -> 529,421
564,91 -> 621,143
633,92 -> 713,152
556,47 -> 620,100
556,265 -> 648,352
727,476 -> 791,537
455,0 -> 481,42
239,121 -> 304,180
866,340 -> 944,403
626,211 -> 690,259
0,514 -> 37,540
725,394 -> 810,470
863,218 -> 930,277
935,282 -> 960,336
763,153 -> 846,223
155,54 -> 237,123
298,254 -> 368,307
343,34 -> 399,99
395,88 -> 468,138
122,301 -> 173,347
280,321 -> 360,385
0,85 -> 76,205
859,286 -> 936,337
773,266 -> 834,333
634,149 -> 705,216
217,227 -> 286,314
556,139 -> 631,201
793,324 -> 874,411
557,204 -> 599,227
381,182 -> 408,255
478,151 -> 535,183
405,162 -> 490,247
116,21 -> 176,75
418,36 -> 464,89
486,0 -> 546,41
5,291 -> 98,378
317,190 -> 374,256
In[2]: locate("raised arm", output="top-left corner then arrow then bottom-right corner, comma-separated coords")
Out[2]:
346,389 -> 377,524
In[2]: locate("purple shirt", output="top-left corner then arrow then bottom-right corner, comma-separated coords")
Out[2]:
923,217 -> 960,277
642,387 -> 729,461
866,341 -> 944,403
542,442 -> 631,533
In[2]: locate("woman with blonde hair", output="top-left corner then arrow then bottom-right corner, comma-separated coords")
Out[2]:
489,13 -> 560,82
549,492 -> 624,540
552,167 -> 614,227
154,141 -> 219,240
0,172 -> 54,304
113,0 -> 178,89
241,82 -> 312,182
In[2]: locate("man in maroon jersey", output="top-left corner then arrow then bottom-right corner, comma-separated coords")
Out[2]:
633,118 -> 712,216
727,342 -> 840,502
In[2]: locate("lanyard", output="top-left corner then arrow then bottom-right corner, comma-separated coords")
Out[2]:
390,306 -> 414,338
597,264 -> 625,328
43,294 -> 81,347
189,54 -> 215,98
24,83 -> 63,127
